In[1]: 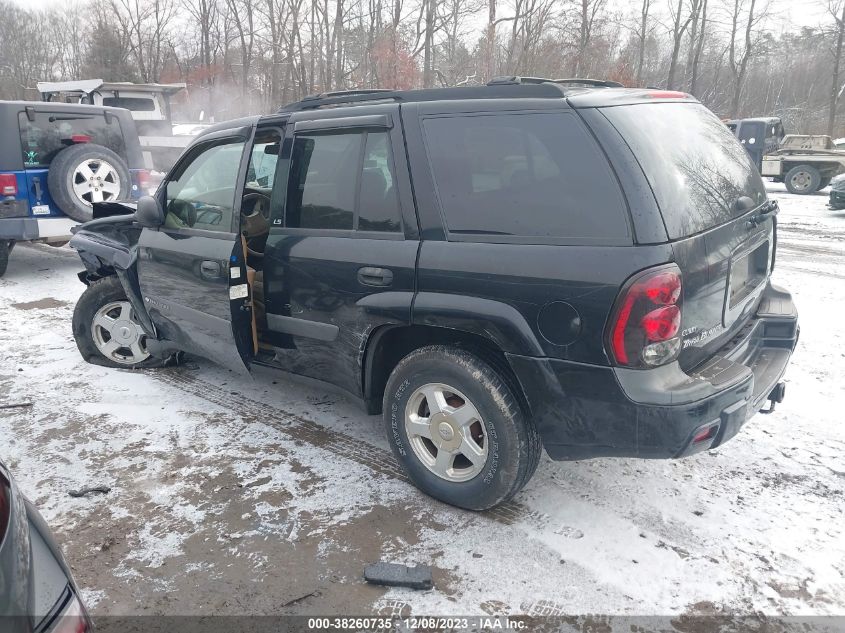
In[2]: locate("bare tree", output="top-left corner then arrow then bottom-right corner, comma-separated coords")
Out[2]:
666,0 -> 701,89
726,0 -> 769,117
827,0 -> 845,135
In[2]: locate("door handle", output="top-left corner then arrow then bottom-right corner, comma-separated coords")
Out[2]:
200,260 -> 222,279
357,266 -> 393,287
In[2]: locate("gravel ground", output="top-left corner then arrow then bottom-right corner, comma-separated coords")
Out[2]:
0,183 -> 843,620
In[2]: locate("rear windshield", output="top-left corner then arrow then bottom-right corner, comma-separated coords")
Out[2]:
102,97 -> 157,112
19,111 -> 126,167
602,103 -> 767,239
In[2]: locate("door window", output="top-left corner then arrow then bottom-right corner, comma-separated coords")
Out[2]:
284,130 -> 401,233
164,139 -> 246,232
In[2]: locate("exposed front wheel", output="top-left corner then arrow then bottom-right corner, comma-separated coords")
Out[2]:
383,345 -> 541,510
784,164 -> 821,195
72,276 -> 165,368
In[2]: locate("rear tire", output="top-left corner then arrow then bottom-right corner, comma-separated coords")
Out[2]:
383,345 -> 540,510
817,177 -> 832,191
0,240 -> 9,277
48,144 -> 131,223
784,164 -> 821,195
72,276 -> 165,369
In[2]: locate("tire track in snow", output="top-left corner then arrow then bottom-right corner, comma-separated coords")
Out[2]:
153,368 -> 546,528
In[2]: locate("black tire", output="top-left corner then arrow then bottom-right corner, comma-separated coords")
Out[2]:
72,276 -> 165,369
0,240 -> 9,277
48,144 -> 131,222
784,164 -> 821,195
817,177 -> 832,191
383,345 -> 540,510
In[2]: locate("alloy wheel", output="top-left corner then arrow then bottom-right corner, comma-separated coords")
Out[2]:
404,383 -> 488,483
91,301 -> 150,365
72,159 -> 122,206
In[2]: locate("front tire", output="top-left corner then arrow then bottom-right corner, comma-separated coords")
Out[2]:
383,345 -> 540,510
785,164 -> 821,195
72,276 -> 165,369
0,240 -> 9,277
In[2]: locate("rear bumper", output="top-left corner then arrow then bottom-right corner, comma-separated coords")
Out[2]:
0,217 -> 77,241
508,283 -> 799,460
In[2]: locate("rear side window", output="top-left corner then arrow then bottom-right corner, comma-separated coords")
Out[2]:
284,130 -> 401,233
19,112 -> 126,167
603,103 -> 767,239
422,112 -> 629,241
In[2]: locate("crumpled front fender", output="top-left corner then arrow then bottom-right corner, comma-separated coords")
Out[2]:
69,215 -> 157,337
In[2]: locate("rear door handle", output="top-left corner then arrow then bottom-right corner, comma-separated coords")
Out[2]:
200,260 -> 221,279
357,266 -> 393,287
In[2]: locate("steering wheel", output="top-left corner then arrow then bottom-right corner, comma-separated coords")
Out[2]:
241,192 -> 272,220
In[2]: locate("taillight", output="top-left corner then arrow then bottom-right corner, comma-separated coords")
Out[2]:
607,265 -> 683,368
51,595 -> 88,633
646,90 -> 689,99
137,169 -> 152,195
0,173 -> 17,197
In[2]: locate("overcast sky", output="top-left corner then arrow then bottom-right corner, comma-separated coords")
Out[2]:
7,0 -> 833,32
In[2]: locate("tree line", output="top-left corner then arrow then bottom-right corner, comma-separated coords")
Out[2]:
2,0 -> 845,136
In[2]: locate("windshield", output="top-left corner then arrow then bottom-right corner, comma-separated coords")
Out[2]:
602,102 -> 767,239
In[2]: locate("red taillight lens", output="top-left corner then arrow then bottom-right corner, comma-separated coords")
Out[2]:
641,305 -> 681,341
0,173 -> 17,197
70,134 -> 91,144
0,477 -> 10,546
608,265 -> 683,368
137,170 -> 152,195
646,90 -> 688,99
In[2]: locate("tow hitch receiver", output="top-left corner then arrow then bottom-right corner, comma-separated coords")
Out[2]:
759,381 -> 786,415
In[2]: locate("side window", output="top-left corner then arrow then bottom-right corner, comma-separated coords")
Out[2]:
284,129 -> 401,233
358,132 -> 400,232
164,139 -> 246,232
19,112 -> 126,167
246,130 -> 281,189
422,112 -> 628,240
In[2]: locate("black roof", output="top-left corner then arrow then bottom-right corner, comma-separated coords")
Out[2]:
278,83 -> 571,113
277,77 -> 697,113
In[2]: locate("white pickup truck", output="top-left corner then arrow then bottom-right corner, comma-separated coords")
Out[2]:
760,134 -> 845,195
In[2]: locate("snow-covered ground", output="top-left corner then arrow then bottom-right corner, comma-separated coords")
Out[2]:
0,183 -> 843,619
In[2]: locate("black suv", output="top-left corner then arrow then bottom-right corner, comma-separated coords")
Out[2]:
68,79 -> 799,510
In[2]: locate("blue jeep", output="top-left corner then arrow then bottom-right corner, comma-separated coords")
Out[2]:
0,101 -> 147,276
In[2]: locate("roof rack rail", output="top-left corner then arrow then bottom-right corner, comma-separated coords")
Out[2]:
552,78 -> 624,88
280,89 -> 402,112
300,88 -> 395,102
487,76 -> 556,86
278,81 -> 575,113
487,76 -> 623,89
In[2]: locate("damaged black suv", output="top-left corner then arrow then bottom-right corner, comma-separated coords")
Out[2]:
69,79 -> 799,510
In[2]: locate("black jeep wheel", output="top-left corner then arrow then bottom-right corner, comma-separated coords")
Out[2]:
48,144 -> 131,223
72,276 -> 166,369
383,345 -> 541,510
0,240 -> 10,277
784,164 -> 821,195
817,177 -> 832,191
